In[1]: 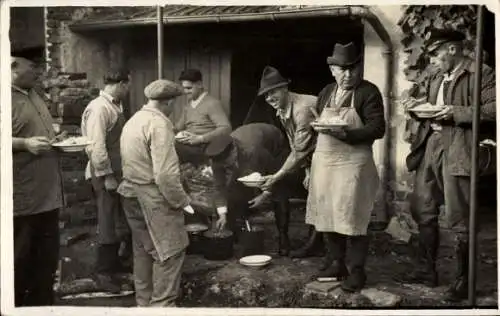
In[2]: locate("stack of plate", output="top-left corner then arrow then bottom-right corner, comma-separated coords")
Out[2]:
239,255 -> 272,268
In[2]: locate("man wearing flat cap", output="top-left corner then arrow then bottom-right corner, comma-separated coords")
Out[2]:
306,42 -> 385,292
117,79 -> 196,307
402,29 -> 496,301
205,123 -> 292,256
173,69 -> 232,165
256,66 -> 321,258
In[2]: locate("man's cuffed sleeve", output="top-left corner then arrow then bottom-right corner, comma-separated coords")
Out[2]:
149,121 -> 190,209
84,107 -> 114,177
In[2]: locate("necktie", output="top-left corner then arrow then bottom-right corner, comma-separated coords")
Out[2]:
442,80 -> 451,104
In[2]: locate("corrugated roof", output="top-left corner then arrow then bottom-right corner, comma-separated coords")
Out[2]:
70,5 -> 352,31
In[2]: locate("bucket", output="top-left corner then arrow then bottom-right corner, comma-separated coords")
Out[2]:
238,226 -> 265,257
202,230 -> 234,260
185,223 -> 208,255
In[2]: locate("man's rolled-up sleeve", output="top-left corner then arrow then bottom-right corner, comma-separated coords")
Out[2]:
278,107 -> 316,176
149,120 -> 190,209
84,106 -> 114,177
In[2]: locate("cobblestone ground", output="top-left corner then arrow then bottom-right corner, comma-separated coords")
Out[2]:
55,203 -> 497,309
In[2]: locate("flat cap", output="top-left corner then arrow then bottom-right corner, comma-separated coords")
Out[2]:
425,29 -> 466,53
205,133 -> 234,158
144,79 -> 184,100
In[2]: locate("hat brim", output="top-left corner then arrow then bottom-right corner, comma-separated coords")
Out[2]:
326,53 -> 362,67
426,39 -> 449,54
257,80 -> 290,96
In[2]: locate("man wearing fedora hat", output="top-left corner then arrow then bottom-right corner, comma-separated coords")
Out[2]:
306,42 -> 385,292
256,66 -> 323,258
204,123 -> 292,255
401,29 -> 495,301
117,79 -> 196,307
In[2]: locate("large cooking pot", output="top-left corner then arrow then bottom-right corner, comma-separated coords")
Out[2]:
202,229 -> 234,261
238,225 -> 265,258
185,223 -> 208,255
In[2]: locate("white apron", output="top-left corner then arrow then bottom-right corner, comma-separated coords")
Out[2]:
305,87 -> 379,236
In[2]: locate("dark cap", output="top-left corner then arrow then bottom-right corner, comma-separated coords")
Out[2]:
179,69 -> 203,82
425,29 -> 466,54
205,133 -> 234,158
144,79 -> 184,100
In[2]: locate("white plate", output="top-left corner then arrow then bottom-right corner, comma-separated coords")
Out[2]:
239,255 -> 272,267
408,104 -> 446,113
238,179 -> 265,188
311,121 -> 348,128
52,137 -> 93,152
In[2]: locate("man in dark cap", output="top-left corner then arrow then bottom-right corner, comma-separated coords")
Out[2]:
11,56 -> 65,306
205,123 -> 292,256
173,68 -> 231,165
255,66 -> 321,259
402,29 -> 496,301
306,42 -> 385,292
117,79 -> 196,307
81,68 -> 132,292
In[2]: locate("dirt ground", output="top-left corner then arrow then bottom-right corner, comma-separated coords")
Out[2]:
54,203 -> 498,309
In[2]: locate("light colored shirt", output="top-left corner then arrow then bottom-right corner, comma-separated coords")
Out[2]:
190,91 -> 207,109
436,61 -> 465,106
117,105 -> 190,209
81,91 -> 123,179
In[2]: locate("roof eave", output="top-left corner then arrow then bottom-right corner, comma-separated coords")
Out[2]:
69,6 -> 357,32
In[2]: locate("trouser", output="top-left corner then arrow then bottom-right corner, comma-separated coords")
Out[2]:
175,142 -> 208,165
122,197 -> 185,307
410,132 -> 471,243
91,176 -> 131,273
91,176 -> 130,244
14,209 -> 60,306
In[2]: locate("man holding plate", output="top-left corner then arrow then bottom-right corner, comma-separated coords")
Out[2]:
306,42 -> 385,292
11,56 -> 65,306
401,29 -> 496,301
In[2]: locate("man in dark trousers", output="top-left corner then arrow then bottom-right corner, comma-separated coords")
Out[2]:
205,123 -> 293,256
81,69 -> 133,292
11,56 -> 64,306
402,29 -> 496,301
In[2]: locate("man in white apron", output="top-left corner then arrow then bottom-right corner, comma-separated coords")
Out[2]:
306,42 -> 386,292
117,79 -> 195,307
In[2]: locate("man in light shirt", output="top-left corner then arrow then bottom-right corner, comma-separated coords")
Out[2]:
117,79 -> 195,307
402,29 -> 496,301
174,69 -> 231,165
81,69 -> 132,292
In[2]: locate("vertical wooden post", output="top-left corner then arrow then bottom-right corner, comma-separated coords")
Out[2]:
468,4 -> 484,307
157,5 -> 164,79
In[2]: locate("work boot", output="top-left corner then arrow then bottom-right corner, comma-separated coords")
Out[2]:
274,200 -> 291,256
117,235 -> 133,273
403,225 -> 439,287
341,235 -> 369,293
444,240 -> 469,302
316,233 -> 349,280
94,244 -> 122,293
290,227 -> 325,258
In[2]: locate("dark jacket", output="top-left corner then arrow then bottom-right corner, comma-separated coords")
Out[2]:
406,59 -> 496,176
212,123 -> 290,208
316,80 -> 386,145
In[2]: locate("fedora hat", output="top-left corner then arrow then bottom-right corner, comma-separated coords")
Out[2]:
257,66 -> 290,96
326,42 -> 362,67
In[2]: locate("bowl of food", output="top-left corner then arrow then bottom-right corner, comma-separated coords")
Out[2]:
52,136 -> 93,152
408,103 -> 446,118
239,255 -> 272,268
237,172 -> 265,188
